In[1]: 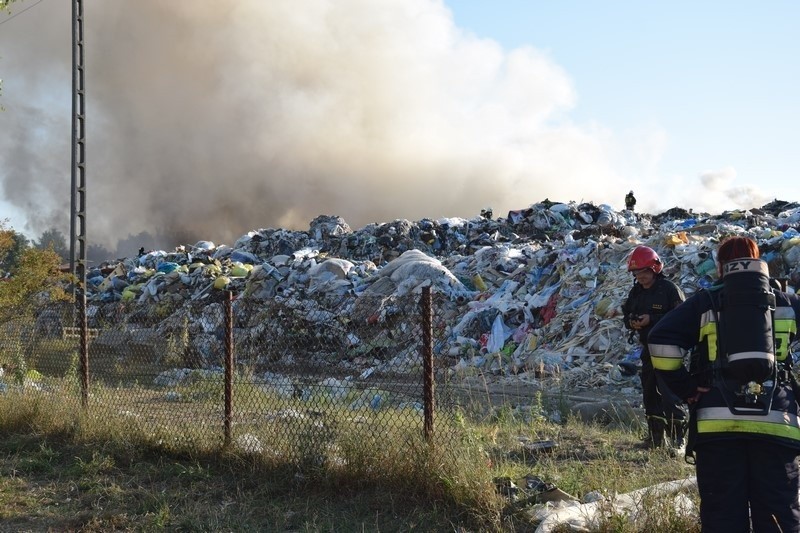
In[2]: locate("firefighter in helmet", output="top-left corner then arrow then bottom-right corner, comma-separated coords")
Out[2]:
648,237 -> 800,531
622,245 -> 686,450
625,190 -> 637,211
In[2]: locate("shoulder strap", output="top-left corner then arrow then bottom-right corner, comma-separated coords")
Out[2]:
704,289 -> 724,364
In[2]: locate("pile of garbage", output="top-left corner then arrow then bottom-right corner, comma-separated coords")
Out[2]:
81,198 -> 800,390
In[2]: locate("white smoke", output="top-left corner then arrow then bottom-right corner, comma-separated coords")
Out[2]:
0,0 -> 776,254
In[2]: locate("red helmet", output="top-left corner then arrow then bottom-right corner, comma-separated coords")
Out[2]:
628,246 -> 663,274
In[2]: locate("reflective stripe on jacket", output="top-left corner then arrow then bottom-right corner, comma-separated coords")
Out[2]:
695,403 -> 800,440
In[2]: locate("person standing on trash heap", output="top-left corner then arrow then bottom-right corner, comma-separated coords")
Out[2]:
625,190 -> 637,211
622,245 -> 687,451
648,236 -> 800,532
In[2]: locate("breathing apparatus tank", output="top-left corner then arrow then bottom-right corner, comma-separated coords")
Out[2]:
713,258 -> 777,414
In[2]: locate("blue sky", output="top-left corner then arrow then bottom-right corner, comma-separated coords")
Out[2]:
1,1 -> 798,250
445,0 -> 800,212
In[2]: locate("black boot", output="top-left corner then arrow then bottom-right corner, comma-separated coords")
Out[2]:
637,417 -> 666,449
668,419 -> 687,450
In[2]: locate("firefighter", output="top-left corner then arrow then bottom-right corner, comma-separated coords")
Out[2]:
648,236 -> 800,532
625,190 -> 637,211
622,245 -> 686,450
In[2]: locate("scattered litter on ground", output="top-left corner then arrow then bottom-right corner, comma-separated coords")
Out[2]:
531,476 -> 698,532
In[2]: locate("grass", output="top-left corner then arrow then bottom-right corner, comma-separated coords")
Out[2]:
0,380 -> 701,532
0,432 -> 484,531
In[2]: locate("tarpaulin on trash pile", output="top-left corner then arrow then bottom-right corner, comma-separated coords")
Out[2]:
84,199 -> 800,389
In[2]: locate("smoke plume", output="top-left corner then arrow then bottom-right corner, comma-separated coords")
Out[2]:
0,0 -> 763,256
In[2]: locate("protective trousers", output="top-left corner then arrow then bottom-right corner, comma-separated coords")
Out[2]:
643,416 -> 686,450
641,348 -> 685,441
695,440 -> 800,532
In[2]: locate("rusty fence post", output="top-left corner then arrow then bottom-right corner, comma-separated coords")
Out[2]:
224,290 -> 234,448
421,286 -> 434,442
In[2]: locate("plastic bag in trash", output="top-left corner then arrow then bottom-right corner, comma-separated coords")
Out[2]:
486,314 -> 508,353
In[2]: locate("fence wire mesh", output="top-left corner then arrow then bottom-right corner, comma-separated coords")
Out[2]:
0,289 -> 462,466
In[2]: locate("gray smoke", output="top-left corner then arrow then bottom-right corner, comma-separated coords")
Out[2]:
0,0 -> 759,256
699,166 -> 769,212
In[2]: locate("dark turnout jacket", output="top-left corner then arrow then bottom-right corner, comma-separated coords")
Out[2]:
622,276 -> 684,347
648,259 -> 800,449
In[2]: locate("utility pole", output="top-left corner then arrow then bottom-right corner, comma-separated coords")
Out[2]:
70,0 -> 88,405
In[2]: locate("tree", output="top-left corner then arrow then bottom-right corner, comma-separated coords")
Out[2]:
35,228 -> 69,263
0,220 -> 70,311
0,219 -> 13,252
0,247 -> 69,309
0,230 -> 29,274
0,219 -> 71,388
0,243 -> 70,387
0,219 -> 29,273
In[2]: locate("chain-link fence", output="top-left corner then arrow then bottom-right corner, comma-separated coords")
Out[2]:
0,287 -> 461,465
